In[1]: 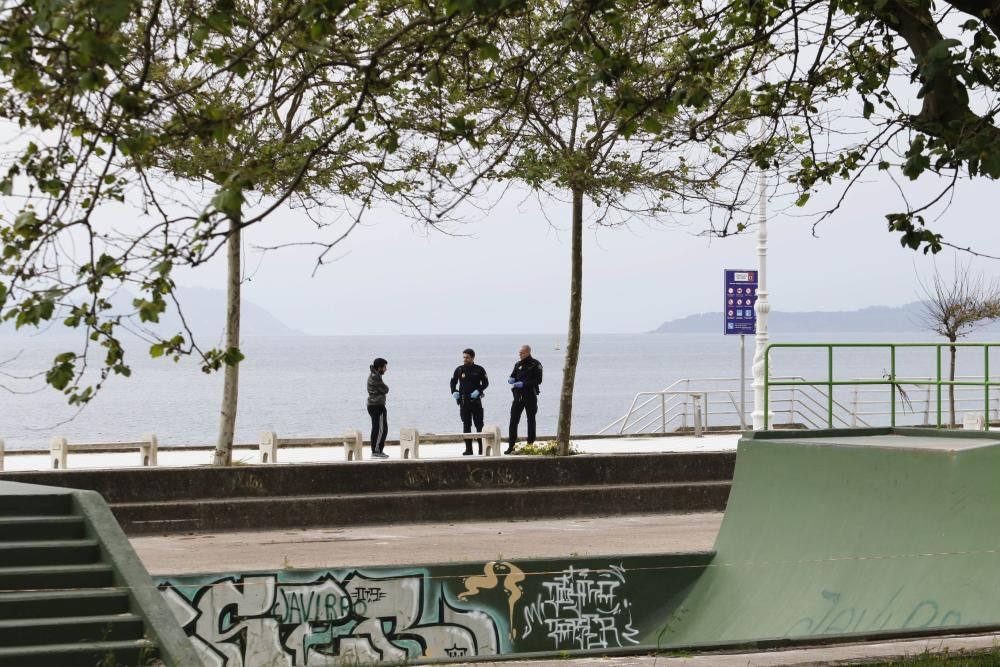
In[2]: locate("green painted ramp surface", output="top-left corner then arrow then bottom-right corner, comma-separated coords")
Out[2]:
656,429 -> 1000,646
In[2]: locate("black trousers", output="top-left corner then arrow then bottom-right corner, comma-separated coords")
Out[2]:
460,398 -> 485,453
509,392 -> 537,446
367,405 -> 387,453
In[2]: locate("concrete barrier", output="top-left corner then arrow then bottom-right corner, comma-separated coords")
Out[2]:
50,434 -> 158,469
259,430 -> 364,463
400,425 -> 503,458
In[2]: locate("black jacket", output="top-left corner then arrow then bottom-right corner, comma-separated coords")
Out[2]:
367,367 -> 388,406
450,363 -> 489,398
510,356 -> 542,397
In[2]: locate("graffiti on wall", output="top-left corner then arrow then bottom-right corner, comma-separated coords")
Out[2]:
160,570 -> 501,666
158,560 -> 651,665
784,587 -> 963,638
522,564 -> 640,650
458,560 -> 525,638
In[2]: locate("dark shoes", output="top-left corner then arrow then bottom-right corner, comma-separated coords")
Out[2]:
463,449 -> 474,456
372,451 -> 389,459
504,446 -> 515,455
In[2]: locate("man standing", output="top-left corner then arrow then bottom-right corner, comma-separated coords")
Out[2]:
367,358 -> 389,459
450,348 -> 489,455
507,345 -> 542,455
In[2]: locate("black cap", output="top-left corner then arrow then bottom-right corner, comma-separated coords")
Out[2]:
463,348 -> 475,358
373,357 -> 388,368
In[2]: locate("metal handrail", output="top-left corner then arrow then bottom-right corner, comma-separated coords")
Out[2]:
764,342 -> 1000,429
601,376 -> 857,435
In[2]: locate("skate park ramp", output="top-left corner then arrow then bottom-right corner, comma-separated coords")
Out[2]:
653,427 -> 1000,647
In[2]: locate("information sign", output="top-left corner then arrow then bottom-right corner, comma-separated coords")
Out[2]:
724,269 -> 758,335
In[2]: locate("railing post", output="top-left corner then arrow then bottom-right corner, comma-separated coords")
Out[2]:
260,431 -> 278,464
50,437 -> 68,470
693,394 -> 704,438
923,384 -> 931,426
985,345 -> 991,432
890,345 -> 897,428
681,396 -> 688,430
828,346 -> 834,429
140,433 -> 158,467
936,346 -> 943,428
851,385 -> 859,427
661,394 -> 667,433
789,386 -> 796,426
0,438 -> 4,472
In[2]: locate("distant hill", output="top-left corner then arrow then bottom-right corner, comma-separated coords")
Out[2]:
0,286 -> 304,341
651,301 -> 1000,333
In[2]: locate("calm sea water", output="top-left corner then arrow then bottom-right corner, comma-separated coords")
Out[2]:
1,330 -> 993,450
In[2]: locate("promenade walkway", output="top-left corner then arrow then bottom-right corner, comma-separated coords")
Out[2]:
0,432 -> 740,471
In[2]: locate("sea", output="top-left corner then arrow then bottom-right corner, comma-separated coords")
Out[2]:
1,330 -> 996,450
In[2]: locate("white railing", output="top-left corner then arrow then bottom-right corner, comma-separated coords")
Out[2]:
601,375 -> 1000,436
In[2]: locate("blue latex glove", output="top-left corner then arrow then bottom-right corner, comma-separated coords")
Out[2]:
512,381 -> 524,389
452,391 -> 460,400
507,377 -> 516,384
471,390 -> 481,399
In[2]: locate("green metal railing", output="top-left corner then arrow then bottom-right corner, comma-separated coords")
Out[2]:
763,342 -> 1000,430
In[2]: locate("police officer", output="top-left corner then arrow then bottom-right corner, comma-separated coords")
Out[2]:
450,348 -> 490,455
507,344 -> 542,454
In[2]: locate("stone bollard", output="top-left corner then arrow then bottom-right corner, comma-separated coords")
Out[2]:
344,430 -> 363,462
50,437 -> 68,469
482,425 -> 503,457
400,428 -> 419,459
141,433 -> 158,467
0,438 -> 4,471
260,431 -> 278,463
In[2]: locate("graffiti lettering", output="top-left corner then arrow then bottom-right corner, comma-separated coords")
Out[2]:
785,588 -> 963,638
352,586 -> 386,603
522,565 -> 639,651
161,571 -> 501,666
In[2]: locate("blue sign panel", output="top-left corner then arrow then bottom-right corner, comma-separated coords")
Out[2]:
724,269 -> 758,335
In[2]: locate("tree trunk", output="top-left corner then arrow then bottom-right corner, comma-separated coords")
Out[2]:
213,218 -> 241,466
948,340 -> 957,428
556,187 -> 584,456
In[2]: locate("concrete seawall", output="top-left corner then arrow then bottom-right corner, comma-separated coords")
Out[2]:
0,452 -> 736,534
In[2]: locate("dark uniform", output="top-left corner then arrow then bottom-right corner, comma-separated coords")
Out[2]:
450,363 -> 489,454
508,356 -> 542,453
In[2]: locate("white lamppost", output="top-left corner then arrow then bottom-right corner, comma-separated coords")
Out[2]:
752,171 -> 772,430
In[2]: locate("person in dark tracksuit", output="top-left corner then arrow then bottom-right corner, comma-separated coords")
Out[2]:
367,358 -> 390,459
450,348 -> 490,455
507,345 -> 542,455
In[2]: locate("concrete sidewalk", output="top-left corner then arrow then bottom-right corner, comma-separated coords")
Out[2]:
131,512 -> 724,575
448,632 -> 1000,666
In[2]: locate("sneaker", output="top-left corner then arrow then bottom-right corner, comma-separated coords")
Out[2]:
504,447 -> 515,455
462,450 -> 474,456
372,452 -> 389,459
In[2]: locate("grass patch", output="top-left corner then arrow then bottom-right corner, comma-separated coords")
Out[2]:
866,647 -> 1000,666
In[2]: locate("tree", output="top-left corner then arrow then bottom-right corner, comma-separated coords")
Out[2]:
0,0 -> 524,463
414,0 -> 787,453
696,0 -> 1000,254
919,262 -> 1000,426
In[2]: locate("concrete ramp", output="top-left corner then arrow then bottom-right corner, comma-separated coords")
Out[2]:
656,428 -> 1000,646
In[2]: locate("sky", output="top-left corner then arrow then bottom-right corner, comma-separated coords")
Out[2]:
169,168 -> 1000,336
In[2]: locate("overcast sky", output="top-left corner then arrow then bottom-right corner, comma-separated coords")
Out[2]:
170,167 -> 998,336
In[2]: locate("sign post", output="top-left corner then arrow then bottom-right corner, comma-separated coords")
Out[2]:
724,269 -> 759,428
